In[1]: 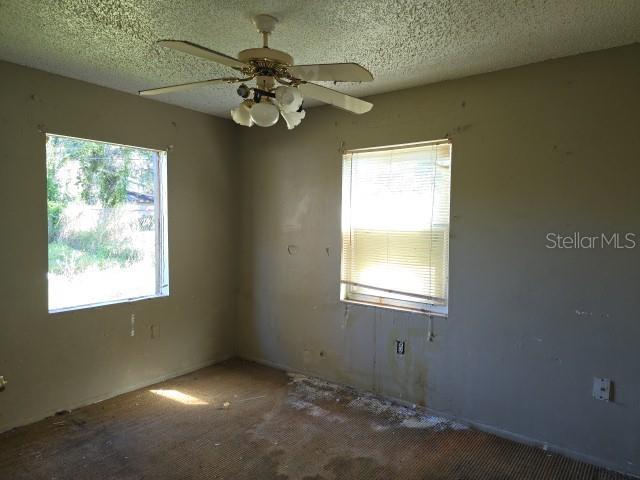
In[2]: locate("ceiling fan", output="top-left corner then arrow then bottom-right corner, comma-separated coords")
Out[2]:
139,14 -> 374,129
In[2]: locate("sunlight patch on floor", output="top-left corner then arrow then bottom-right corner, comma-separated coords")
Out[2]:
149,389 -> 208,405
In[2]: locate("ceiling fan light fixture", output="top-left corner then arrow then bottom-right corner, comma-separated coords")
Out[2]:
230,99 -> 254,127
281,109 -> 306,130
275,86 -> 303,113
140,15 -> 375,129
250,99 -> 280,127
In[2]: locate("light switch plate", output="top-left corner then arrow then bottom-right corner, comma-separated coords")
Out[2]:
593,377 -> 612,401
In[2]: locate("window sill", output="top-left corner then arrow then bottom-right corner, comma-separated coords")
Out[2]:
49,293 -> 169,314
340,298 -> 448,318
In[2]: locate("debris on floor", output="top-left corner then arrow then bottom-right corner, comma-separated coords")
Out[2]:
286,372 -> 467,431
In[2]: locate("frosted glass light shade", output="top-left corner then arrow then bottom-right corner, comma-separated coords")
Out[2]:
230,101 -> 254,127
250,101 -> 280,127
275,86 -> 303,113
281,109 -> 306,130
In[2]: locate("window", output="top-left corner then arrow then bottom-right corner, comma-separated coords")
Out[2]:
340,140 -> 451,315
46,134 -> 168,312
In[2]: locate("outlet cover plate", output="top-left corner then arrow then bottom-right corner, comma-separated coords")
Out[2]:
593,377 -> 611,401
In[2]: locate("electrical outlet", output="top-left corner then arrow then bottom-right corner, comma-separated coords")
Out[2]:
396,340 -> 405,355
593,377 -> 612,401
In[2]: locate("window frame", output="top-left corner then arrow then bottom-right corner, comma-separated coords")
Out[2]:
46,133 -> 169,314
339,140 -> 451,318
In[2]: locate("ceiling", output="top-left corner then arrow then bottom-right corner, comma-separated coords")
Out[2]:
1,0 -> 638,118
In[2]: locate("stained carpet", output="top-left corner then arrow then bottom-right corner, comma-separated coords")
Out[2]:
0,359 -> 631,479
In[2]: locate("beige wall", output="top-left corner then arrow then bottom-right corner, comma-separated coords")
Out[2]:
237,44 -> 640,475
0,61 -> 238,431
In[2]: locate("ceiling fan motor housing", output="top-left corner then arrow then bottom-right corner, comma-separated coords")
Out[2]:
238,48 -> 293,67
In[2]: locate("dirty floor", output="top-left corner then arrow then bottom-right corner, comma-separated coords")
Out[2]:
0,359 -> 631,479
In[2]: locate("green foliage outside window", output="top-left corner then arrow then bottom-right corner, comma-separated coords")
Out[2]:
46,136 -> 155,276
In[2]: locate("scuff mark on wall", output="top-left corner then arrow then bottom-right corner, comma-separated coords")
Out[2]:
283,194 -> 311,233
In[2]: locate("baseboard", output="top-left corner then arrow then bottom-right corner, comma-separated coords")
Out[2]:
0,353 -> 232,434
239,353 -> 638,478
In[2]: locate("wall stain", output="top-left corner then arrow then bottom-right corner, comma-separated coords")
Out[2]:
454,124 -> 472,134
386,325 -> 428,406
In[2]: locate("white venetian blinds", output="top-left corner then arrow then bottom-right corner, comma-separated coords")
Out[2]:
341,141 -> 451,312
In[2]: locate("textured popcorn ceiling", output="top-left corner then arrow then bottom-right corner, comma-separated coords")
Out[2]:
0,0 -> 639,118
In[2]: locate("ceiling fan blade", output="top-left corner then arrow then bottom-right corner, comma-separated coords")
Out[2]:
288,63 -> 373,82
157,40 -> 247,70
298,83 -> 373,114
139,77 -> 240,96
